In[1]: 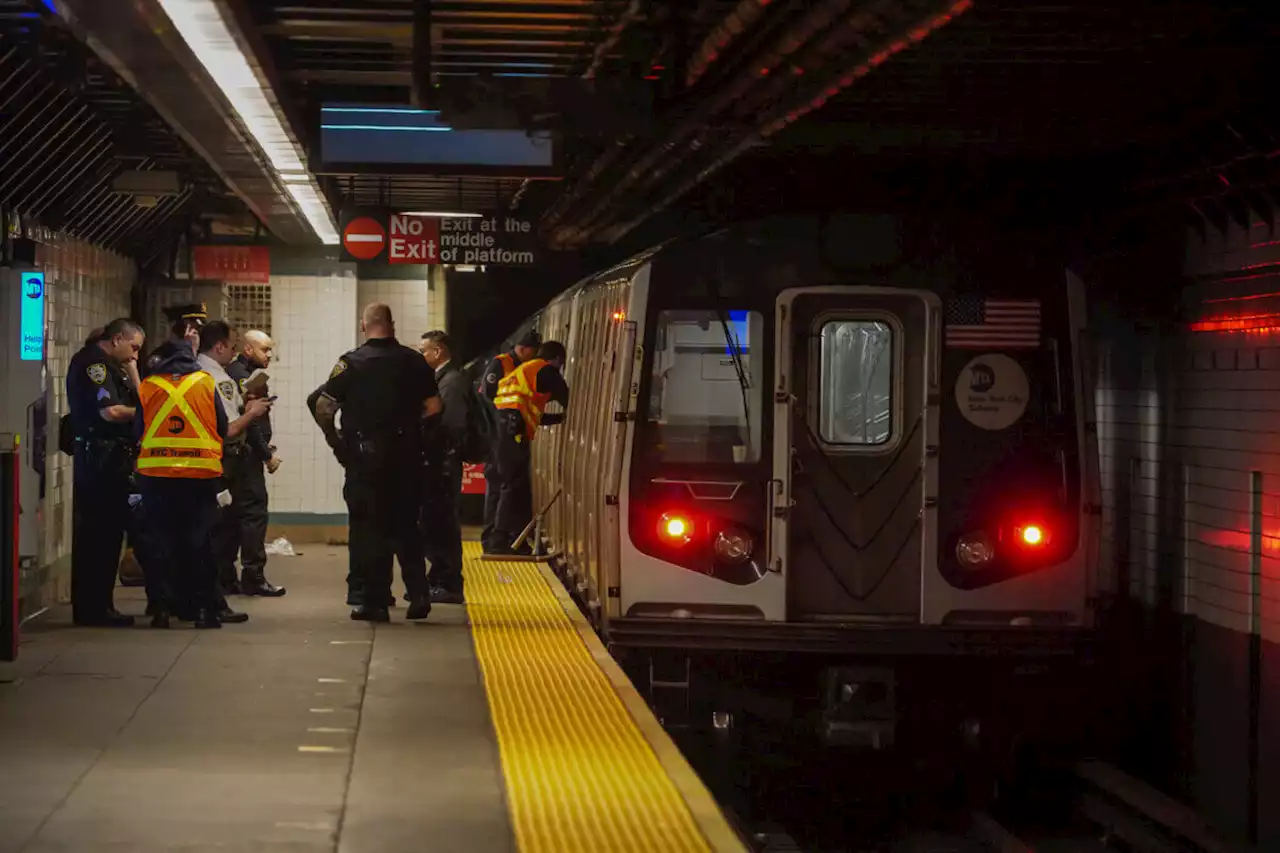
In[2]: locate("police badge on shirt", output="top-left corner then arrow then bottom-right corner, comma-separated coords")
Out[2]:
87,363 -> 108,385
218,380 -> 237,403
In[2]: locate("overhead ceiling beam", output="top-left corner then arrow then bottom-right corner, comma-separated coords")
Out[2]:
49,0 -> 321,244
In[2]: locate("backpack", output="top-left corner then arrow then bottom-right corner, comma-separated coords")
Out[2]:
460,386 -> 492,464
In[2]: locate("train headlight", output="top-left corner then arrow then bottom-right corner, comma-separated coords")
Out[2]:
659,512 -> 693,545
956,531 -> 995,568
713,529 -> 754,564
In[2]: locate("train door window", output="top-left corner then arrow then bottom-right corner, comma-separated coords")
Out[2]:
645,309 -> 764,464
817,319 -> 894,447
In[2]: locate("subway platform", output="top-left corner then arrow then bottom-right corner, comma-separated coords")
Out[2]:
0,542 -> 744,853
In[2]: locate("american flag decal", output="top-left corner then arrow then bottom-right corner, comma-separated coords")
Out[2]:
944,296 -> 1041,349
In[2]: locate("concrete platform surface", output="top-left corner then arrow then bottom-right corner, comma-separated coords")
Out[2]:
0,547 -> 513,853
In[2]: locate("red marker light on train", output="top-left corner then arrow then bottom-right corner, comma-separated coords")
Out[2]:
1016,524 -> 1047,547
659,512 -> 693,545
612,311 -> 626,322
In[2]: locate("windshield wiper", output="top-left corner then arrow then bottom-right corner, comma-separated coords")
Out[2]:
716,308 -> 753,455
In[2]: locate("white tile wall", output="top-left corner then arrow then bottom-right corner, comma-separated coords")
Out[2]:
266,272 -> 358,516
356,269 -> 447,343
36,235 -> 135,591
1094,209 -> 1280,644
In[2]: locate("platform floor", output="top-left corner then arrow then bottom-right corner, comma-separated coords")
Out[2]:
0,543 -> 742,853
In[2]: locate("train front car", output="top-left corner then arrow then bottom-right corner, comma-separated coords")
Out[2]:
536,215 -> 1099,774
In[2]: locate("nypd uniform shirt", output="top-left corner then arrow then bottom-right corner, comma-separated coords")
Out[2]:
67,343 -> 136,440
197,352 -> 247,445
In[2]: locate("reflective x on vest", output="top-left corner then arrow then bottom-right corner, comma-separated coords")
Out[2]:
494,358 -> 552,439
137,372 -> 223,477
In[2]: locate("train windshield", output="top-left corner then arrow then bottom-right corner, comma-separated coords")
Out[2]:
644,309 -> 765,465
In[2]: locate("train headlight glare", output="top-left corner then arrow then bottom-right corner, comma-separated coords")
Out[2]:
713,529 -> 754,564
956,532 -> 995,568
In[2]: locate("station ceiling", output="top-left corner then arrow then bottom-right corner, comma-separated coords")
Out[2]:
3,0 -> 1279,264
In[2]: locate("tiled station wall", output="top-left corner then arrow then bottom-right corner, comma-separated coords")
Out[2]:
35,236 -> 136,604
1092,213 -> 1280,846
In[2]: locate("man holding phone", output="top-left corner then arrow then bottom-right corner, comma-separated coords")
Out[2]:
225,329 -> 286,597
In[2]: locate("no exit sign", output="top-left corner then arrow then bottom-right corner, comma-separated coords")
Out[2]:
388,214 -> 438,264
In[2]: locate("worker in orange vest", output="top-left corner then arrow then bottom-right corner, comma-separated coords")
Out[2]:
490,340 -> 569,555
134,327 -> 271,629
478,329 -> 541,553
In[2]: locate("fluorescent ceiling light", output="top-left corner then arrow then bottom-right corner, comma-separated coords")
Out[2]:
400,211 -> 482,218
155,0 -> 339,245
321,124 -> 452,132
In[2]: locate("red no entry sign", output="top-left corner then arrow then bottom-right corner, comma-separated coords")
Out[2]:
343,217 -> 386,260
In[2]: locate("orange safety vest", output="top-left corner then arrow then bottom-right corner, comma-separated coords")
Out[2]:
496,352 -> 516,377
494,358 -> 553,439
136,371 -> 223,479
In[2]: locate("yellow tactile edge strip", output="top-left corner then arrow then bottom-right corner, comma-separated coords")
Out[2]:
463,542 -> 747,853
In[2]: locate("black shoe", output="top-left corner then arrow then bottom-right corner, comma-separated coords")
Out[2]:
194,608 -> 223,629
351,606 -> 390,623
217,606 -> 249,624
429,586 -> 465,605
73,609 -> 136,628
241,576 -> 287,597
150,608 -> 171,629
406,595 -> 432,620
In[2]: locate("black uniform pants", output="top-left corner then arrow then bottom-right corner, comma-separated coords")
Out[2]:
481,443 -> 503,552
213,447 -> 270,586
139,477 -> 220,613
344,444 -> 429,606
423,453 -> 464,593
127,486 -> 171,609
493,411 -> 533,549
71,444 -> 131,620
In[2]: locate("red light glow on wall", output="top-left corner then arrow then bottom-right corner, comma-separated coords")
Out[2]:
1188,312 -> 1280,334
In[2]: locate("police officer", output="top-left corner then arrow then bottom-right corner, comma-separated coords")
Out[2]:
67,318 -> 146,626
143,303 -> 207,378
225,329 -> 285,597
491,340 -> 569,555
420,330 -> 467,604
135,325 -> 271,628
197,321 -> 269,624
478,330 -> 540,553
311,303 -> 440,622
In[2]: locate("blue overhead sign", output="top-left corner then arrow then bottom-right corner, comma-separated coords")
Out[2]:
19,271 -> 44,362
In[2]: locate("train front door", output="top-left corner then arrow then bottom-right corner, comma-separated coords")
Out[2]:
770,288 -> 940,621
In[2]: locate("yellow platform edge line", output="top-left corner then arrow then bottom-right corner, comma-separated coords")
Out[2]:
530,560 -> 749,853
463,545 -> 747,850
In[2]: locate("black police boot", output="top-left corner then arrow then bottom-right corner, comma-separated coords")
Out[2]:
241,572 -> 286,597
74,608 -> 136,628
405,594 -> 432,620
194,608 -> 223,629
217,604 -> 249,624
350,605 -> 390,623
429,585 -> 465,605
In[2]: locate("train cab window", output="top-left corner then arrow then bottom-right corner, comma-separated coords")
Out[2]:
645,309 -> 764,465
817,319 -> 894,446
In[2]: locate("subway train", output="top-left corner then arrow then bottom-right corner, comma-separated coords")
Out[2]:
488,214 -> 1101,761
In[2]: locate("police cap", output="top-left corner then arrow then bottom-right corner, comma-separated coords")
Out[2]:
516,329 -> 541,349
163,302 -> 208,325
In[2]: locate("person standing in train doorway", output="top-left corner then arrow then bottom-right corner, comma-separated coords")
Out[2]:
478,329 -> 541,554
490,340 -> 569,556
